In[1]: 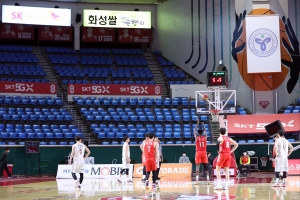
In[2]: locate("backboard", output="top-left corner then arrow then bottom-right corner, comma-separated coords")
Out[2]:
195,90 -> 236,115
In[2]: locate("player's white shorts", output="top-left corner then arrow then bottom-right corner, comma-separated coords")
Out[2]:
122,156 -> 130,169
275,156 -> 289,172
72,160 -> 85,173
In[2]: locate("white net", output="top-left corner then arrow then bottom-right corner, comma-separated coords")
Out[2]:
210,110 -> 221,122
260,157 -> 268,167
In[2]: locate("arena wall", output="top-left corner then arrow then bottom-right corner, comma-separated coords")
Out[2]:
3,144 -> 299,175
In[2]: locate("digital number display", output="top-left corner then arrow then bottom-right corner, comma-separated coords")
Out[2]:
211,77 -> 223,84
206,71 -> 228,88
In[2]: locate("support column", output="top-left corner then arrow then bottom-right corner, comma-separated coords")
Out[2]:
73,23 -> 81,50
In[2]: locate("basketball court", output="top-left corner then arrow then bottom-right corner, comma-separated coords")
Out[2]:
0,174 -> 299,200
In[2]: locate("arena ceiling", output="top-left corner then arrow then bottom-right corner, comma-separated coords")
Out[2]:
36,0 -> 168,4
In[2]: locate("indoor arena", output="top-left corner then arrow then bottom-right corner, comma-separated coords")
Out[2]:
0,0 -> 299,199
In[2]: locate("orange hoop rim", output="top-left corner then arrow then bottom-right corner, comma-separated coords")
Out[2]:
209,109 -> 221,115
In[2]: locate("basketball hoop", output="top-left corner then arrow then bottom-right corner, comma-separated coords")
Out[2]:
260,157 -> 268,167
209,109 -> 221,122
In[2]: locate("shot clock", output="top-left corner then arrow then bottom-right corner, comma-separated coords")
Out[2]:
206,71 -> 228,89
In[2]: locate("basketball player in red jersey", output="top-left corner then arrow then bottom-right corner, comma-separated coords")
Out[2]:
194,118 -> 210,185
140,133 -> 149,183
215,116 -> 238,190
142,132 -> 159,190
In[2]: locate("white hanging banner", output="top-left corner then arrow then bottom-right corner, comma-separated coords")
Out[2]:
246,15 -> 281,73
2,5 -> 71,26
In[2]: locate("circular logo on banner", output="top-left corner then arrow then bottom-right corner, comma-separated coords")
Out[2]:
248,28 -> 278,57
100,167 -> 110,176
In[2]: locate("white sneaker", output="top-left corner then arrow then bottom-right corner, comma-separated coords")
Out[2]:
271,183 -> 280,187
279,183 -> 286,187
214,185 -> 223,190
224,185 -> 229,190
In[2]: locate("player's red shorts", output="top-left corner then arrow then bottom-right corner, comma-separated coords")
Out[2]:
145,157 -> 157,172
142,155 -> 146,166
195,151 -> 208,164
216,153 -> 231,167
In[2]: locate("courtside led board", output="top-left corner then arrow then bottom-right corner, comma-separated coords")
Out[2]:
2,5 -> 71,26
83,10 -> 151,28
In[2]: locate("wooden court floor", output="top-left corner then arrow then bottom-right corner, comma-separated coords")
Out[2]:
0,173 -> 299,200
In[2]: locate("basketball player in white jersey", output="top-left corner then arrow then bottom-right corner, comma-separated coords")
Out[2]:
118,136 -> 133,184
69,136 -> 91,188
272,130 -> 293,187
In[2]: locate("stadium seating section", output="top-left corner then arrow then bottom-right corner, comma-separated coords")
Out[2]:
46,47 -> 155,86
0,45 -> 48,83
0,95 -> 63,106
0,123 -> 81,146
283,104 -> 300,114
73,96 -> 221,144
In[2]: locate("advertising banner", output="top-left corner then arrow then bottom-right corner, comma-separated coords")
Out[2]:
0,82 -> 56,94
133,163 -> 192,178
81,27 -> 115,42
245,15 -> 281,73
83,10 -> 151,29
2,5 -> 71,26
288,159 -> 300,175
56,179 -> 134,192
56,164 -> 133,179
212,169 -> 236,177
118,28 -> 151,43
0,23 -> 34,40
227,114 -> 300,134
68,84 -> 161,96
39,26 -> 72,41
